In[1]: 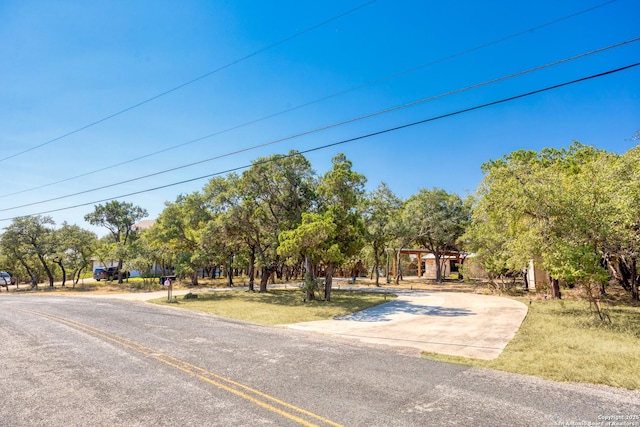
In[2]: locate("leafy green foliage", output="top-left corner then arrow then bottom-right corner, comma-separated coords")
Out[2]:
1,215 -> 56,286
54,222 -> 97,286
362,183 -> 402,285
316,154 -> 367,300
466,142 -> 640,301
84,200 -> 148,245
85,200 -> 148,284
404,188 -> 471,282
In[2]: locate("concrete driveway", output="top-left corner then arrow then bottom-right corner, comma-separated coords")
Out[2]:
284,289 -> 528,360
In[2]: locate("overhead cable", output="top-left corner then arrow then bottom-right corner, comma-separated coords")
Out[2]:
0,37 -> 637,213
0,0 -> 617,197
0,0 -> 376,163
2,61 -> 637,222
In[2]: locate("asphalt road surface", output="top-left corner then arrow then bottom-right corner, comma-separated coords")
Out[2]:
1,295 -> 639,426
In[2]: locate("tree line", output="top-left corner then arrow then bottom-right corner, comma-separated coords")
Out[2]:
465,142 -> 640,309
2,143 -> 640,304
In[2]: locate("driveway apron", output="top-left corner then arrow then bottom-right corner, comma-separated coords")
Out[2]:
284,290 -> 528,360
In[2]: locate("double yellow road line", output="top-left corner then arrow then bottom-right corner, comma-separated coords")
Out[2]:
21,309 -> 343,427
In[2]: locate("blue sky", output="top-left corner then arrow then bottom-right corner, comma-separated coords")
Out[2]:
1,0 -> 638,235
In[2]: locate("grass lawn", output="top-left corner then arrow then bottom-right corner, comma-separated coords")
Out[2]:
422,298 -> 640,390
149,288 -> 396,325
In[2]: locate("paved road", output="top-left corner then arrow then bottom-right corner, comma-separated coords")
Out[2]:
1,295 -> 639,426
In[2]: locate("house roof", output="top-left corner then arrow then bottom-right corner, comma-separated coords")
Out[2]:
133,219 -> 156,230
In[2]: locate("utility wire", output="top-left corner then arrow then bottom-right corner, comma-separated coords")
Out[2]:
0,0 -> 376,163
2,61 -> 637,222
0,0 -> 617,199
0,37 -> 637,213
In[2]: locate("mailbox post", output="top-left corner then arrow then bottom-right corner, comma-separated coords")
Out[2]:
164,277 -> 172,301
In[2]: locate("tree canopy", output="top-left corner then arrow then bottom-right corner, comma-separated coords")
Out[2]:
465,142 -> 640,302
85,200 -> 148,283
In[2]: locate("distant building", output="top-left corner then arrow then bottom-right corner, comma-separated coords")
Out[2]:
525,259 -> 549,290
132,219 -> 156,231
386,248 -> 468,279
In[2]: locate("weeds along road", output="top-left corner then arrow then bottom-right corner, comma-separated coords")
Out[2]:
1,296 -> 639,427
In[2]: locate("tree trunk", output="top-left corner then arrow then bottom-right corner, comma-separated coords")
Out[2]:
373,249 -> 381,287
303,255 -> 315,300
247,247 -> 255,291
192,270 -> 199,287
18,258 -> 36,289
304,255 -> 312,278
37,253 -> 54,287
631,257 -> 639,301
608,255 -> 633,294
434,251 -> 443,283
54,259 -> 67,287
226,260 -> 233,287
259,266 -> 271,292
386,250 -> 390,284
304,273 -> 316,301
117,259 -> 124,284
73,268 -> 83,287
325,263 -> 334,301
549,276 -> 561,299
394,249 -> 403,284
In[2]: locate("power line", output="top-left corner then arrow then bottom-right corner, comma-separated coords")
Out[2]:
0,0 -> 617,199
1,37 -> 636,213
2,61 -> 637,222
0,0 -> 376,164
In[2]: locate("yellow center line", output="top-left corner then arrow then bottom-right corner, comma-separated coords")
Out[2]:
19,309 -> 343,427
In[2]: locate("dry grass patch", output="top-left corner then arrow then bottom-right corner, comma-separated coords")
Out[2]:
149,289 -> 396,325
24,277 -> 166,294
422,298 -> 640,390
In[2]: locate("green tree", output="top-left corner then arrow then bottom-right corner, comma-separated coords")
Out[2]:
386,201 -> 416,284
237,152 -> 317,292
200,214 -> 238,287
317,153 -> 366,301
462,196 -> 517,288
0,250 -> 22,288
204,174 -> 252,288
467,148 -> 569,296
128,230 -> 160,287
0,232 -> 35,287
362,183 -> 402,286
153,193 -> 212,286
84,200 -> 148,283
278,212 -> 337,300
2,216 -> 56,287
599,145 -> 640,301
142,223 -> 176,280
54,222 -> 97,287
466,142 -> 628,302
404,188 -> 470,283
93,237 -> 117,280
